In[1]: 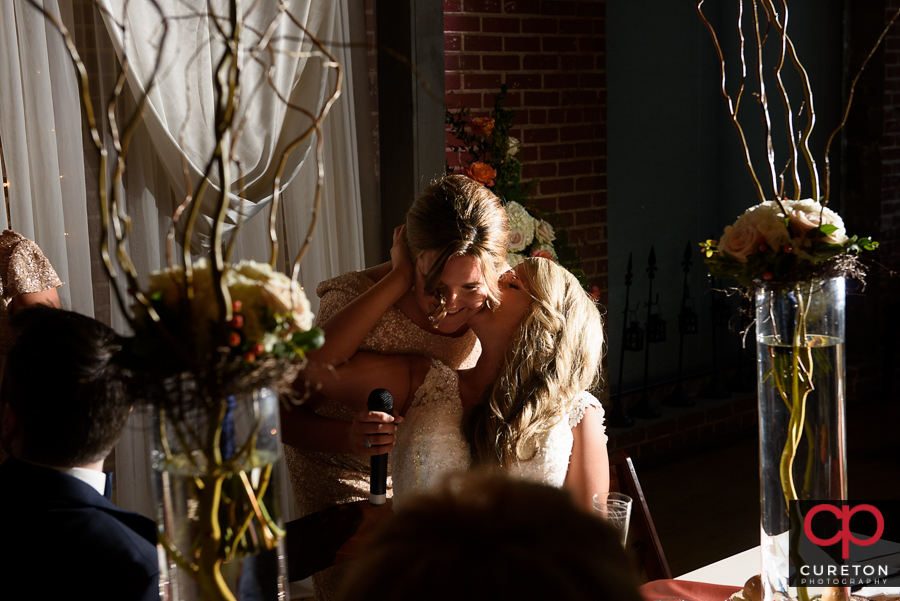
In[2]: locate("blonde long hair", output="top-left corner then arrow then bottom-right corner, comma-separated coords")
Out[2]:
406,175 -> 509,326
463,258 -> 605,469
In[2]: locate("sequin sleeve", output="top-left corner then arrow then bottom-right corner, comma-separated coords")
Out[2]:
314,287 -> 358,327
0,232 -> 63,300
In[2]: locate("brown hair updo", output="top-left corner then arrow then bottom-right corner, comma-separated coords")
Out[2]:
405,175 -> 509,326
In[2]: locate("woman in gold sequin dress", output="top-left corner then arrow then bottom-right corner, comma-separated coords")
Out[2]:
281,176 -> 509,601
0,230 -> 63,463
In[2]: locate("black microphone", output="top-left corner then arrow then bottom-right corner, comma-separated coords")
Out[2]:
367,388 -> 393,506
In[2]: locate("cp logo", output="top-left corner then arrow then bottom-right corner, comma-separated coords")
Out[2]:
803,504 -> 884,559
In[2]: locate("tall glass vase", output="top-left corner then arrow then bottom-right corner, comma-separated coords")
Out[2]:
755,277 -> 847,601
148,378 -> 287,601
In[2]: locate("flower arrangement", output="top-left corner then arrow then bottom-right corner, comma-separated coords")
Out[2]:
136,259 -> 321,375
37,2 -> 339,598
696,3 -> 896,600
446,84 -> 588,286
700,199 -> 877,288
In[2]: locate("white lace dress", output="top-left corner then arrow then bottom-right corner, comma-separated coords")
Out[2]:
391,360 -> 607,507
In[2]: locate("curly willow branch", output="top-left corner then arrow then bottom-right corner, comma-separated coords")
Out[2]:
278,8 -> 343,284
761,0 -> 819,200
822,6 -> 900,203
762,0 -> 801,199
697,0 -> 767,203
24,0 -> 167,327
751,0 -> 779,197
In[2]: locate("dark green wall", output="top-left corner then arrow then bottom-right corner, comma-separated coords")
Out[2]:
606,1 -> 845,395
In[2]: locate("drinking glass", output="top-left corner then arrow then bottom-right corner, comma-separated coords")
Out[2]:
593,491 -> 632,545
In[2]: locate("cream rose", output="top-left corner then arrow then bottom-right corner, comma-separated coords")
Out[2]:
535,220 -> 556,244
785,199 -> 848,245
719,221 -> 763,263
508,229 -> 528,252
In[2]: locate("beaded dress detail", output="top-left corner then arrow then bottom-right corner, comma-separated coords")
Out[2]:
0,230 -> 63,355
283,271 -> 480,601
392,378 -> 605,508
391,361 -> 469,505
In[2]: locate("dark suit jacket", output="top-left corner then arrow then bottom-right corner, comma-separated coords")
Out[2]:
0,458 -> 159,601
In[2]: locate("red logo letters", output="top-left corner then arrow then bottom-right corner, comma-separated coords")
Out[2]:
803,504 -> 884,559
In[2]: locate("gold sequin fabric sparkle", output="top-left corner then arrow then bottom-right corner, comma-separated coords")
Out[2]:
282,271 -> 481,601
0,230 -> 63,355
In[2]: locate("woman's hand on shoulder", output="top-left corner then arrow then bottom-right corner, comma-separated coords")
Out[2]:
388,225 -> 414,290
348,409 -> 404,456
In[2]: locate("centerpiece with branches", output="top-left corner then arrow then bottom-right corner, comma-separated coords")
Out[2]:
33,1 -> 339,598
696,2 -> 893,600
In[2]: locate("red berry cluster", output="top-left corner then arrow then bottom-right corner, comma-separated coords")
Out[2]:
227,300 -> 264,363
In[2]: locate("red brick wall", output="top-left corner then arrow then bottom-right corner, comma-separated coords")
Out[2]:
443,0 -> 608,302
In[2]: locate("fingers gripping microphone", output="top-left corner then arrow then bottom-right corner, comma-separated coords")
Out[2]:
367,388 -> 393,506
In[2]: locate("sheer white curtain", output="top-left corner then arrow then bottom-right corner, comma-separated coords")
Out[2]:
0,0 -> 369,523
108,0 -> 367,520
0,0 -> 94,315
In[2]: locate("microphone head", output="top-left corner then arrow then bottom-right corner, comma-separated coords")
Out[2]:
367,388 -> 394,413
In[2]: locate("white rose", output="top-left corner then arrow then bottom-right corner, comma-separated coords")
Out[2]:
508,229 -> 528,252
535,220 -> 556,244
785,199 -> 848,245
507,136 -> 521,157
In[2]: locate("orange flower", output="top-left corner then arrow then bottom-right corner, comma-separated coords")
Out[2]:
530,249 -> 554,261
465,161 -> 497,187
588,285 -> 602,302
470,117 -> 495,137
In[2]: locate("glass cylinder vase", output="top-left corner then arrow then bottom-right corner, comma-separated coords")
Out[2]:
755,277 -> 847,601
148,379 -> 287,601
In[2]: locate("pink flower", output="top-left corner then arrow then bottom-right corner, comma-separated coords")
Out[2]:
530,249 -> 554,261
588,286 -> 601,302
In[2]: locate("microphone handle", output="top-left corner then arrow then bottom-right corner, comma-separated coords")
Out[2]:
370,452 -> 388,506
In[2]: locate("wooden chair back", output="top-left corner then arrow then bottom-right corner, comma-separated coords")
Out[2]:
608,451 -> 672,582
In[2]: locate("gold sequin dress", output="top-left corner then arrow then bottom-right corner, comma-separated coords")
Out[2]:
0,230 -> 63,464
0,230 -> 63,353
283,271 -> 480,601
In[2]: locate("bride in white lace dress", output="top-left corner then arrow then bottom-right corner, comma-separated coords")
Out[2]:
298,248 -> 607,510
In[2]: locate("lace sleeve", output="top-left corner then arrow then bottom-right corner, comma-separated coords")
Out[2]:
568,391 -> 605,430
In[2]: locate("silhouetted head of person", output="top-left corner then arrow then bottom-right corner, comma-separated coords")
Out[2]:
0,306 -> 131,467
341,471 -> 643,601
